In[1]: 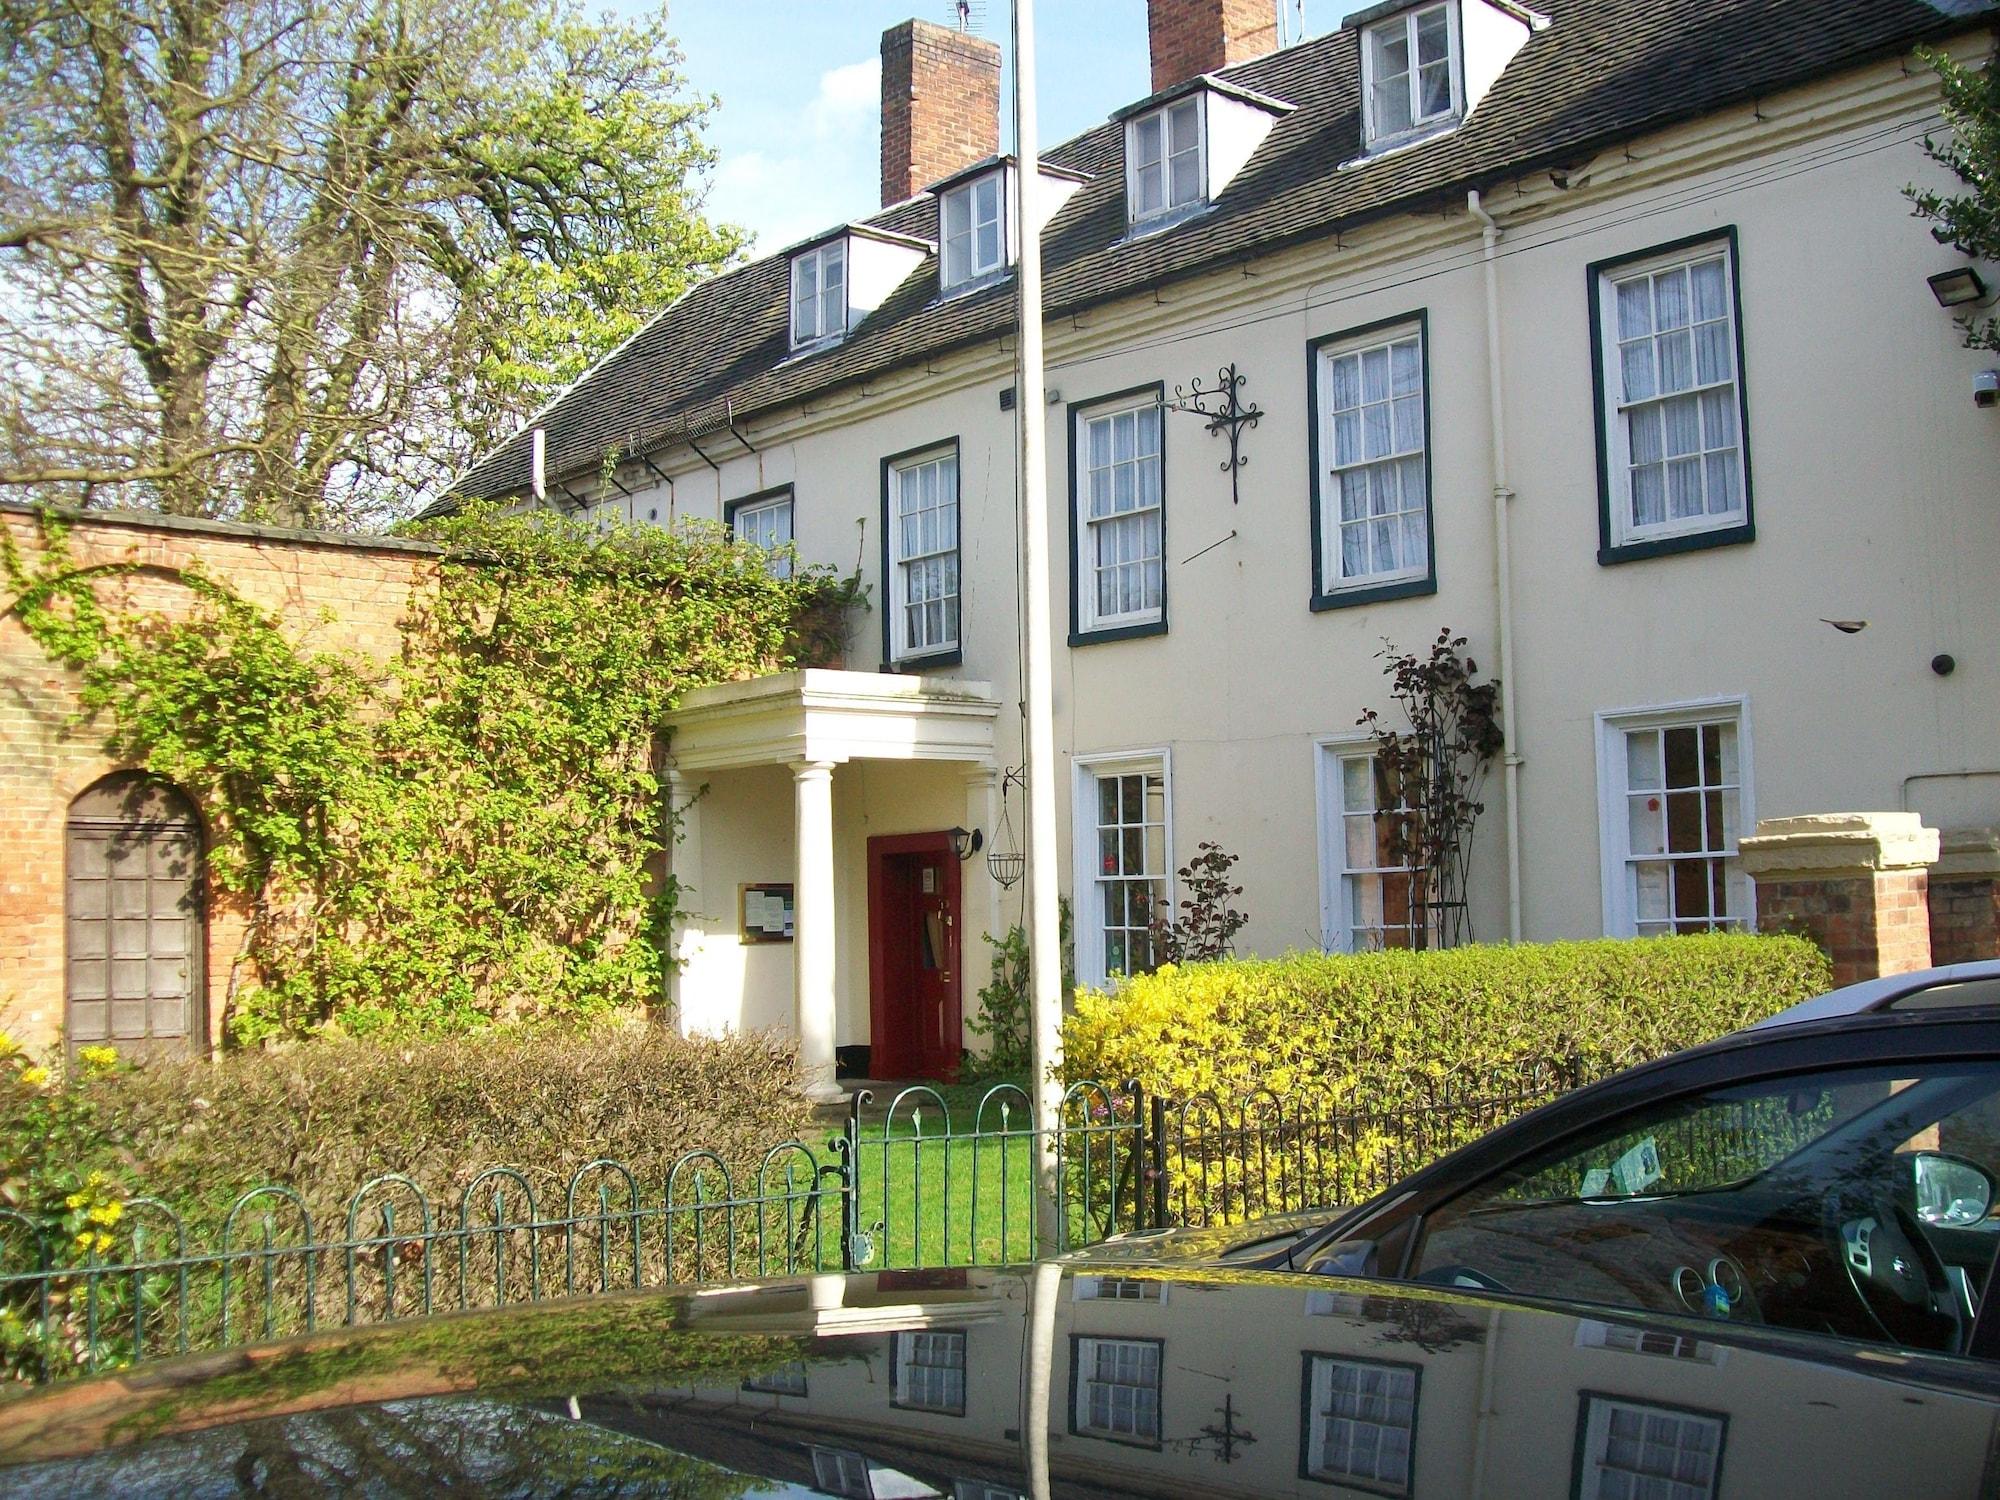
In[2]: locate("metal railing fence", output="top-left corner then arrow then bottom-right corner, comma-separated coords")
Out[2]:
0,1061 -> 1582,1386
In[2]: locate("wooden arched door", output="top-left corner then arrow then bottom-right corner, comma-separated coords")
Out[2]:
65,773 -> 206,1059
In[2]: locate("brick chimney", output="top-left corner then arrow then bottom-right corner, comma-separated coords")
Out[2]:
1148,0 -> 1280,93
880,18 -> 1002,209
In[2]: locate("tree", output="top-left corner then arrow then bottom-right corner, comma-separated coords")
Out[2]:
1910,43 -> 2000,355
0,0 -> 741,528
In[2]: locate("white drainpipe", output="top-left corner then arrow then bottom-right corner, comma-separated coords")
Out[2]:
1467,189 -> 1524,944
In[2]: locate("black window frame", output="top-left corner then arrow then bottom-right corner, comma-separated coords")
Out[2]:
879,437 -> 965,671
1587,225 -> 1756,567
1067,381 -> 1169,647
1306,308 -> 1440,611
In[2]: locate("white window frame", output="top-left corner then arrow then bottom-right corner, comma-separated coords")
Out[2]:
886,443 -> 961,663
727,490 -> 794,580
1073,1275 -> 1168,1303
741,1360 -> 809,1395
1313,318 -> 1431,599
1072,390 -> 1166,637
1304,1355 -> 1419,1495
1315,737 -> 1424,954
1574,1395 -> 1724,1500
941,171 -> 1007,290
1124,95 -> 1206,226
1361,1 -> 1463,149
809,1445 -> 875,1499
1593,235 -> 1750,553
1072,750 -> 1173,990
790,239 -> 847,350
1071,1335 -> 1163,1446
891,1329 -> 968,1415
1594,697 -> 1754,939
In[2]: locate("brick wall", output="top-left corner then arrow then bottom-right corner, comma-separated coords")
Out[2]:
1752,870 -> 1934,988
879,18 -> 1001,208
1148,0 -> 1280,93
0,506 -> 437,1055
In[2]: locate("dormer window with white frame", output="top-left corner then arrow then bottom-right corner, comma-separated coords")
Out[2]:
790,240 -> 847,349
941,171 -> 1005,290
1363,2 -> 1461,146
1352,0 -> 1542,157
1117,80 -> 1289,233
1128,97 -> 1204,224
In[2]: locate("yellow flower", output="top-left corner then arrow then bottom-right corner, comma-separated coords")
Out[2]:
63,1191 -> 86,1211
87,1201 -> 124,1227
72,1231 -> 93,1251
0,1031 -> 15,1059
17,1065 -> 49,1089
78,1045 -> 118,1073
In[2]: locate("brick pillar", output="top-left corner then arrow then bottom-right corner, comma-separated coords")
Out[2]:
1927,826 -> 2000,966
1738,813 -> 1940,987
1147,0 -> 1280,93
879,19 -> 1001,208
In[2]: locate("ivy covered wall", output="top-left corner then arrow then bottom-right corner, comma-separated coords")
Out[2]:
0,503 -> 842,1049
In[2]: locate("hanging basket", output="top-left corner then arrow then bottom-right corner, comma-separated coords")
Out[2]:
986,848 -> 1025,890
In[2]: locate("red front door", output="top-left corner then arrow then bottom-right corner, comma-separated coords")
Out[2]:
867,833 -> 962,1080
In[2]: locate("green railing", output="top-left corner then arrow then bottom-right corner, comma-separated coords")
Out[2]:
0,1064 -> 1577,1387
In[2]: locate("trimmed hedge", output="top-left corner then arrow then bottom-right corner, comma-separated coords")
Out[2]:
1061,934 -> 1833,1106
1,1021 -> 816,1382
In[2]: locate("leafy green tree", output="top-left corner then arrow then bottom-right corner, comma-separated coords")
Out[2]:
0,0 -> 741,527
1911,44 -> 2000,354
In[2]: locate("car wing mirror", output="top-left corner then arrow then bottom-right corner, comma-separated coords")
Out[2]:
1913,1152 -> 1997,1229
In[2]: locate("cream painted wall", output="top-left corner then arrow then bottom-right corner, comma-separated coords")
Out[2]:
626,47 -> 2000,1023
678,1271 -> 1999,1497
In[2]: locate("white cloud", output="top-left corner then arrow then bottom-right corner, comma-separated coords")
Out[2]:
708,56 -> 882,252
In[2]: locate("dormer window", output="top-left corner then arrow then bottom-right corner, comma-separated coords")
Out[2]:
1128,98 -> 1204,223
1364,2 -> 1462,146
790,241 -> 847,349
941,172 -> 1005,290
1116,80 -> 1288,234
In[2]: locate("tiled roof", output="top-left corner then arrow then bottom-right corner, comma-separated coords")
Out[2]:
451,0 -> 1987,503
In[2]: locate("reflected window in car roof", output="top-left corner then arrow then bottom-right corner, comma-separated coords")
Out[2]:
1886,978 -> 2000,1011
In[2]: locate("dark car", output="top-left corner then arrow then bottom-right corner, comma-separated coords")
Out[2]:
10,967 -> 2000,1496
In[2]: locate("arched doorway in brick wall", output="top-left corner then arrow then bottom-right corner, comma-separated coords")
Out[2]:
65,773 -> 206,1060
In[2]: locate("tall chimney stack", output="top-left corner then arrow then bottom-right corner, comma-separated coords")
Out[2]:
1148,0 -> 1280,94
880,18 -> 1002,208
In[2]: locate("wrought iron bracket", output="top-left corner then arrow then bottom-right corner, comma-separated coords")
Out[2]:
1165,362 -> 1263,505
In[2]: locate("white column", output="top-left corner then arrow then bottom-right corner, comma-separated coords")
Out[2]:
665,767 -> 704,1038
792,759 -> 844,1103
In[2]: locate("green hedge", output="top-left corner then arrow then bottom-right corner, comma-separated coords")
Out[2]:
0,1021 -> 815,1383
1061,934 -> 1832,1106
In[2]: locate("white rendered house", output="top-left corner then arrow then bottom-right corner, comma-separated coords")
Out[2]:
446,0 -> 2000,1097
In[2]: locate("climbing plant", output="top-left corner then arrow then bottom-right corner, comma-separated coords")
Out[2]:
2,505 -> 857,1041
1356,628 -> 1504,950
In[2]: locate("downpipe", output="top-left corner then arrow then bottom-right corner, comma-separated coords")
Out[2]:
1468,189 -> 1524,945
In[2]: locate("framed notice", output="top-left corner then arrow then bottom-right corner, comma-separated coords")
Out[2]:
740,883 -> 796,943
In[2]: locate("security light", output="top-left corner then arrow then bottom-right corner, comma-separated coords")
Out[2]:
1928,267 -> 1989,308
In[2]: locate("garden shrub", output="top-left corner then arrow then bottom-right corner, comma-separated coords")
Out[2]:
1061,934 -> 1832,1223
0,1021 -> 821,1384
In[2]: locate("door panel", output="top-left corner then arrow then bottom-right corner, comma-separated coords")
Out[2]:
65,778 -> 203,1060
868,835 -> 962,1081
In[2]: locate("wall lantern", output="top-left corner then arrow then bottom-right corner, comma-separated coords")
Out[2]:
949,826 -> 984,861
1929,267 -> 1990,308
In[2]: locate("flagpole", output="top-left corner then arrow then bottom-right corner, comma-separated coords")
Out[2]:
1010,0 -> 1065,1255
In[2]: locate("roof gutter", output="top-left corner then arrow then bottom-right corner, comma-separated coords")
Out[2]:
1468,188 -> 1523,945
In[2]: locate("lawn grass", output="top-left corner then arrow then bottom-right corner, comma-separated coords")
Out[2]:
832,1076 -> 1143,1270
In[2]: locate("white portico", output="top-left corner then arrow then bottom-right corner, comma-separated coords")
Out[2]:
664,669 -> 1002,1101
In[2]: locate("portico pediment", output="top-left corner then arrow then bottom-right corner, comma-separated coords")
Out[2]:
665,668 -> 999,772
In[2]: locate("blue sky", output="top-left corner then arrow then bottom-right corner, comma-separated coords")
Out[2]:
658,1 -> 1366,252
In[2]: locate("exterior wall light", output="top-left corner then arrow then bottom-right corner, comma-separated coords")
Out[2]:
949,826 -> 984,860
1929,267 -> 1990,308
